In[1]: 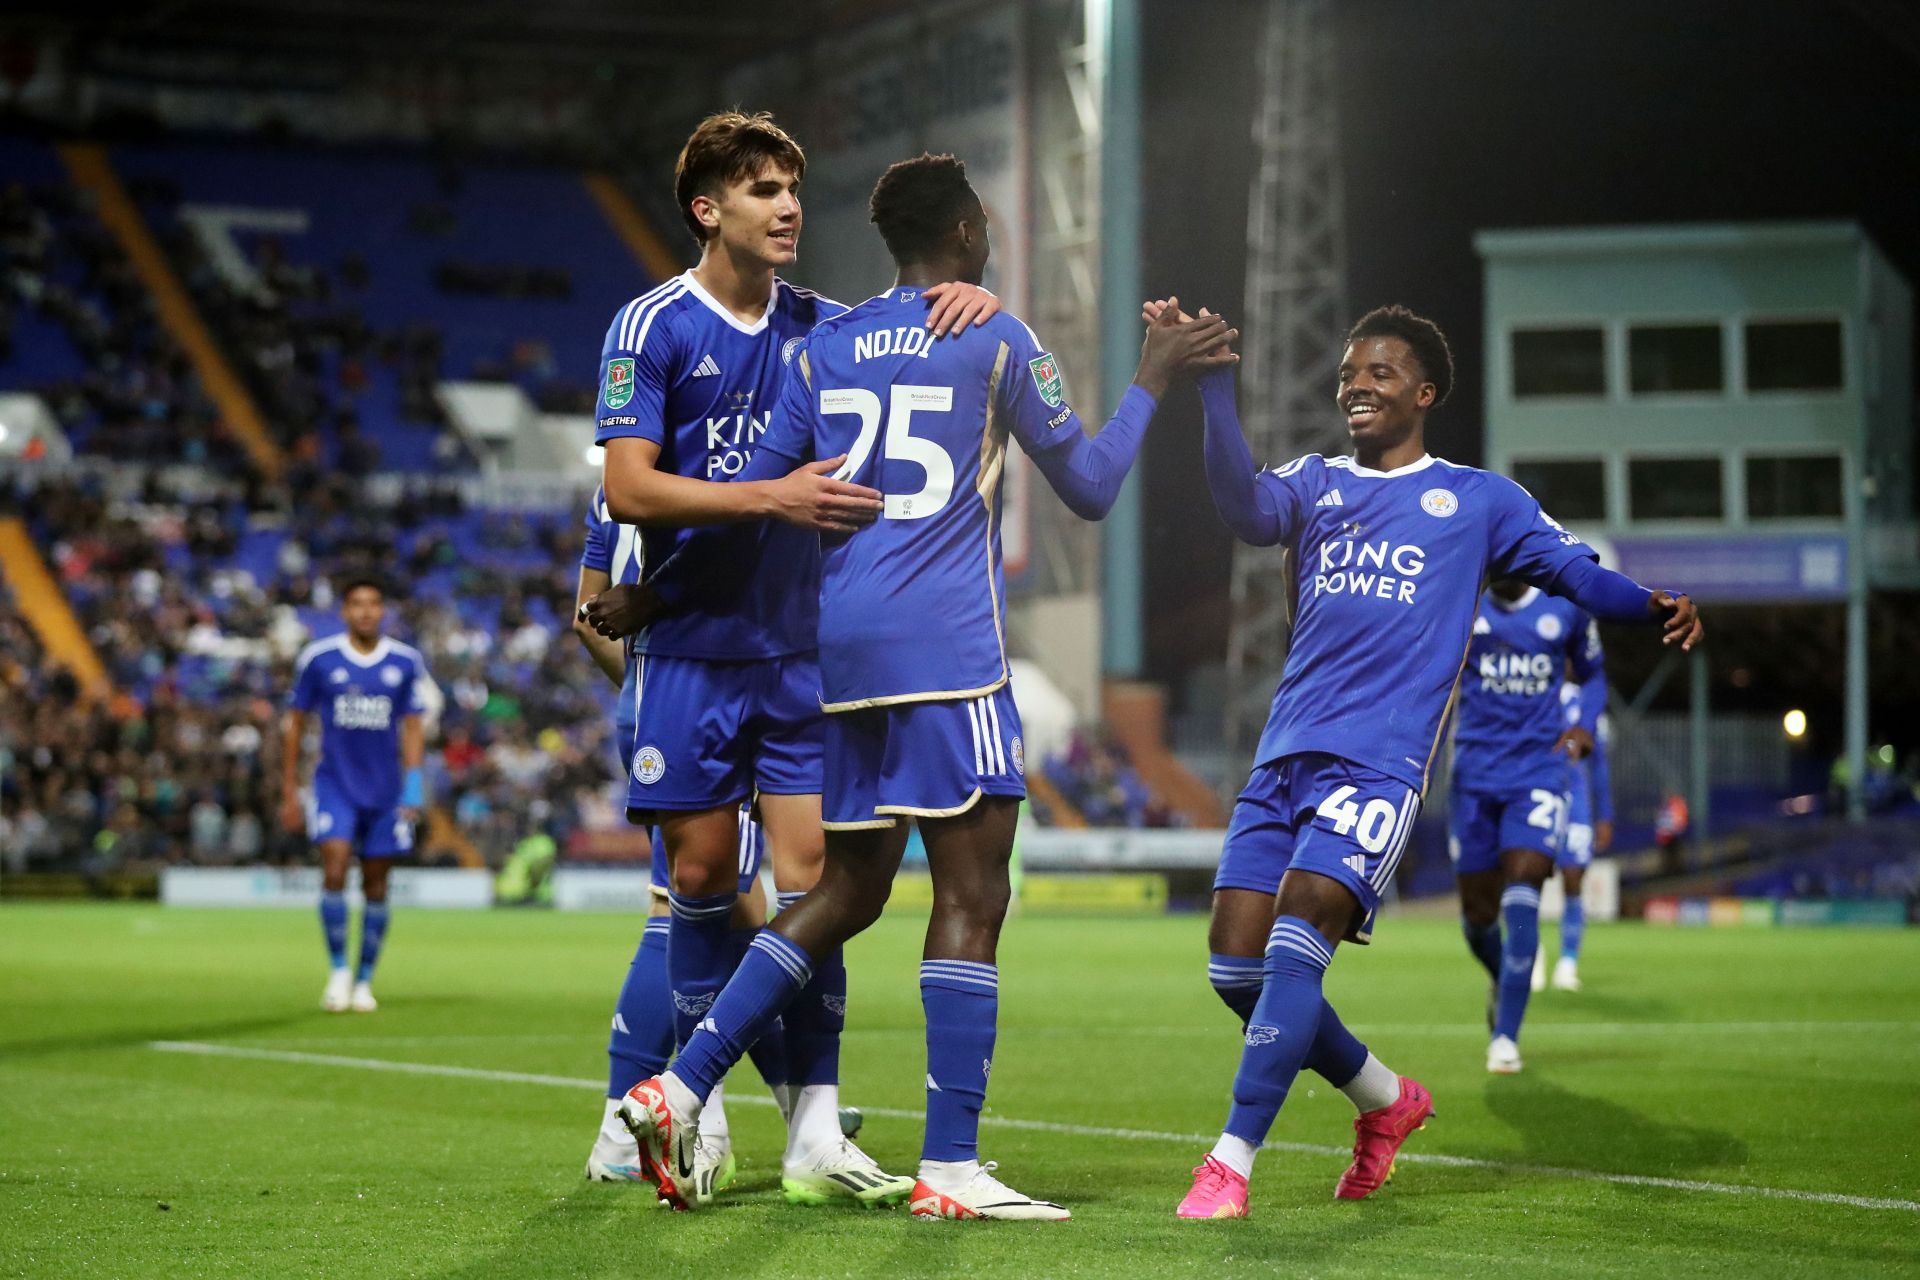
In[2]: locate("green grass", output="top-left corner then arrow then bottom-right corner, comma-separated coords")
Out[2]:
2,903 -> 1917,1278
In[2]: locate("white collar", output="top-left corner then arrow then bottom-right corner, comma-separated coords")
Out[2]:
1342,453 -> 1436,479
1490,587 -> 1540,612
681,270 -> 776,336
339,636 -> 392,668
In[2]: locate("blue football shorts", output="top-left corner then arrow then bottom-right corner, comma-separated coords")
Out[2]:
1448,785 -> 1569,875
1213,752 -> 1421,944
822,684 -> 1026,830
308,772 -> 413,858
624,652 -> 823,816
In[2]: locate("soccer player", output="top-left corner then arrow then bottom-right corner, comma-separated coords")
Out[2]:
574,486 -> 826,1193
590,112 -> 999,1205
279,576 -> 431,1014
1449,578 -> 1604,1074
613,152 -> 1236,1217
1175,303 -> 1700,1220
1544,675 -> 1614,992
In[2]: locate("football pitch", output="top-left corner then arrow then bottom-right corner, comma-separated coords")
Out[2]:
2,903 -> 1916,1278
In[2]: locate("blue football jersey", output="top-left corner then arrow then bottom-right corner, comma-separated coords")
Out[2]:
1253,455 -> 1599,792
1452,588 -> 1603,793
756,291 -> 1086,707
593,272 -> 845,661
582,484 -> 644,769
290,635 -> 429,809
581,483 -> 642,587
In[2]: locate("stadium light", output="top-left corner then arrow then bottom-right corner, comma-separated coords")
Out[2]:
582,444 -> 604,466
1783,708 -> 1808,739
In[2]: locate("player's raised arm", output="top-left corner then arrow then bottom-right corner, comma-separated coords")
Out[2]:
1004,304 -> 1236,521
1195,364 -> 1305,548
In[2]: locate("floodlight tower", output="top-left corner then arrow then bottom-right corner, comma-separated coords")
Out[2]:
1223,0 -> 1350,768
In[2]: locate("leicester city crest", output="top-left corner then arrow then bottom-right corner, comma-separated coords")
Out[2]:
604,357 -> 635,410
632,745 -> 665,785
1028,353 -> 1065,408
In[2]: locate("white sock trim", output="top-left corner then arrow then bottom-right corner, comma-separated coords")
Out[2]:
785,1083 -> 842,1165
917,1158 -> 980,1192
1340,1053 -> 1402,1114
1209,1134 -> 1258,1180
701,1082 -> 729,1140
660,1071 -> 703,1122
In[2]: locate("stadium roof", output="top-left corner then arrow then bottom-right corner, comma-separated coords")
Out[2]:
5,0 -> 904,77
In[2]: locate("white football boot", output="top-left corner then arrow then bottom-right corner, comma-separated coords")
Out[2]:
909,1161 -> 1071,1221
781,1136 -> 914,1208
1487,1035 -> 1524,1075
1551,957 -> 1582,991
321,969 -> 352,1013
349,981 -> 378,1012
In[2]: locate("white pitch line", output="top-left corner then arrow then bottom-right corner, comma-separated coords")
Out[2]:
148,1040 -> 1919,1214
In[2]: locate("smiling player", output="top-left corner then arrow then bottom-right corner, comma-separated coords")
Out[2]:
1175,304 -> 1701,1220
614,152 -> 1235,1218
590,112 -> 998,1206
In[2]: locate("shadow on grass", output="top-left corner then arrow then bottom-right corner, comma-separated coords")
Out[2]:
1478,1074 -> 1747,1174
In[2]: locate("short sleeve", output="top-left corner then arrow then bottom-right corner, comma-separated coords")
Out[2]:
288,649 -> 323,711
406,654 -> 432,716
580,488 -> 612,572
594,299 -> 679,446
1486,476 -> 1598,585
994,316 -> 1085,457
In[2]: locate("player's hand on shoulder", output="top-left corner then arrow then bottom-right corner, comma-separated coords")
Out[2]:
922,282 -> 1000,337
1135,297 -> 1239,397
1554,725 -> 1595,761
1650,590 -> 1703,651
765,455 -> 884,533
582,583 -> 661,640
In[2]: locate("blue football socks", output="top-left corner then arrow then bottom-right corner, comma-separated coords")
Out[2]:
1495,883 -> 1542,1041
666,890 -> 737,1056
607,917 -> 673,1099
319,891 -> 348,971
355,900 -> 390,983
1225,917 -> 1335,1144
920,960 -> 998,1163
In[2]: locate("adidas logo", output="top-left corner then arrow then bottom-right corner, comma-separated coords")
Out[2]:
691,354 -> 721,378
1315,489 -> 1345,507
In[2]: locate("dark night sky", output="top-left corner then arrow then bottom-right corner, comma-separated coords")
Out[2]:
1137,0 -> 1920,740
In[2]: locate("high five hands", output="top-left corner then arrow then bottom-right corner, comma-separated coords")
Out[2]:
1134,297 -> 1239,398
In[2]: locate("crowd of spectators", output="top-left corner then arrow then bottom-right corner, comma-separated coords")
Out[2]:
0,470 -> 623,873
136,181 -> 470,482
1,179 -> 249,469
1044,728 -> 1176,829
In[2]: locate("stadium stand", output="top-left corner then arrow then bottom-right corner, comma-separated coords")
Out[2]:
0,130 -> 1187,872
